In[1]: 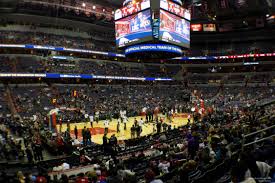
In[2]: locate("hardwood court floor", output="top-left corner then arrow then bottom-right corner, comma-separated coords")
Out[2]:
57,115 -> 191,144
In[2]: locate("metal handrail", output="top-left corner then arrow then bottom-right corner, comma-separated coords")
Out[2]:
242,124 -> 275,150
243,134 -> 275,147
243,125 -> 275,138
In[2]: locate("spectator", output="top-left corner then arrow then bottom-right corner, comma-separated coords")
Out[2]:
158,157 -> 171,174
86,129 -> 92,145
82,126 -> 87,146
145,169 -> 163,183
74,125 -> 78,139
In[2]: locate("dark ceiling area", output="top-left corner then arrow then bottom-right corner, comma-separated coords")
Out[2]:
101,0 -> 273,19
91,0 -> 124,8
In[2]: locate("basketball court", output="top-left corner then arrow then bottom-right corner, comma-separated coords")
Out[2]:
56,114 -> 192,144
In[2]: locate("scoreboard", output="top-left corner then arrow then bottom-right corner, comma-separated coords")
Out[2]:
160,0 -> 191,20
159,9 -> 190,48
115,0 -> 191,50
115,10 -> 153,47
115,0 -> 150,20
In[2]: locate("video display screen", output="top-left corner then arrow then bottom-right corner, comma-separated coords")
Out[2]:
203,24 -> 216,32
159,9 -> 190,48
160,0 -> 191,20
191,24 -> 202,31
115,9 -> 153,48
115,0 -> 150,20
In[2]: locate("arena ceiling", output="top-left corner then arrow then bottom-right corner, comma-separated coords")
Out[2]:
97,0 -> 272,16
104,0 -> 124,6
95,0 -> 124,7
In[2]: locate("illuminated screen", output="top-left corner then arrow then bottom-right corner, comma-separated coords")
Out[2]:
203,24 -> 216,32
191,24 -> 202,31
160,0 -> 191,20
159,9 -> 190,48
123,0 -> 132,6
115,0 -> 151,20
115,9 -> 153,48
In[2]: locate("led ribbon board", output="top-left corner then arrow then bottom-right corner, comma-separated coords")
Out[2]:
125,43 -> 182,55
0,73 -> 172,81
0,44 -> 125,57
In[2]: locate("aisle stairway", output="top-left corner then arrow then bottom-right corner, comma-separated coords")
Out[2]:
4,84 -> 19,116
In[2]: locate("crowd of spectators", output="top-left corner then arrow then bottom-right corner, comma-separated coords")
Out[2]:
0,84 -> 264,120
0,115 -> 46,164
0,1 -> 274,182
211,86 -> 275,110
0,86 -> 10,115
0,56 -> 183,78
0,31 -> 115,51
9,84 -> 190,120
0,92 -> 274,183
16,0 -> 114,24
1,23 -> 274,56
5,84 -> 275,124
1,55 -> 274,83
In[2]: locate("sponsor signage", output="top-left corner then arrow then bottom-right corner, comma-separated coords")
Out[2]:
125,44 -> 182,55
191,24 -> 202,31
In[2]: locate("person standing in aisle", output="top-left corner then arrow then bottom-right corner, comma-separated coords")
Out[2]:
139,118 -> 144,132
95,111 -> 100,124
36,144 -> 43,161
25,145 -> 33,163
123,116 -> 128,130
136,125 -> 141,138
131,125 -> 135,139
82,126 -> 87,146
74,125 -> 78,139
117,119 -> 120,133
87,129 -> 92,145
104,119 -> 109,134
89,114 -> 94,128
102,132 -> 108,153
157,121 -> 161,133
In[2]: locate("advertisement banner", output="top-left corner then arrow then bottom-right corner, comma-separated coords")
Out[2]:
203,24 -> 216,32
191,24 -> 202,31
0,73 -> 173,81
125,44 -> 182,55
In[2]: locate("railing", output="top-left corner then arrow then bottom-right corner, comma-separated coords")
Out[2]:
243,134 -> 275,147
242,124 -> 275,148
